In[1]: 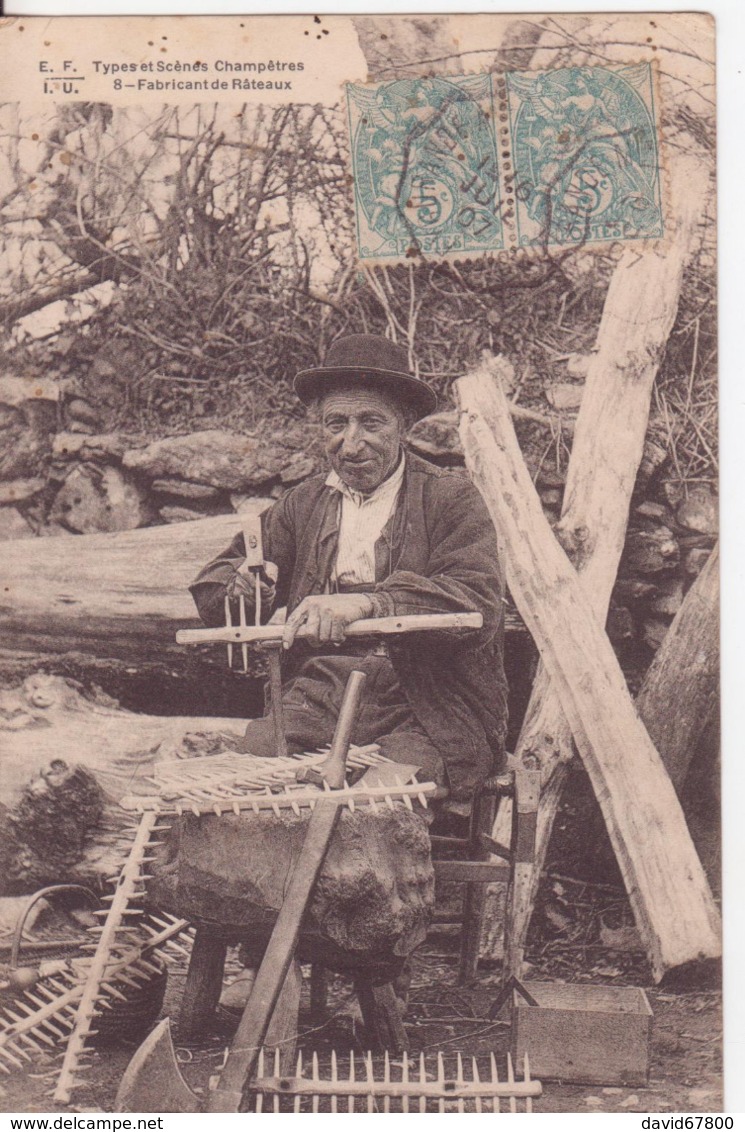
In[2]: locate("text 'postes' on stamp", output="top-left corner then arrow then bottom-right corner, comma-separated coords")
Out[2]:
346,64 -> 664,265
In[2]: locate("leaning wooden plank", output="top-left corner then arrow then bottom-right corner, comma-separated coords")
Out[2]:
636,543 -> 719,793
456,361 -> 721,982
479,149 -> 714,966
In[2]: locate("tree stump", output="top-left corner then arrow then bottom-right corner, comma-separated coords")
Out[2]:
147,804 -> 436,983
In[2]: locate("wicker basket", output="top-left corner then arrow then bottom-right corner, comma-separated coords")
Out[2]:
7,884 -> 168,1045
93,958 -> 168,1045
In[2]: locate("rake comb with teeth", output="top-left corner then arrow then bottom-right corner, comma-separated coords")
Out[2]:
44,812 -> 188,1105
245,1047 -> 540,1113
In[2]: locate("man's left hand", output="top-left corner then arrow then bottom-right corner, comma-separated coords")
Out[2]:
282,593 -> 375,650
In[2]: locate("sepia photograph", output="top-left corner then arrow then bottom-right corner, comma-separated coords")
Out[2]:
0,10 -> 723,1115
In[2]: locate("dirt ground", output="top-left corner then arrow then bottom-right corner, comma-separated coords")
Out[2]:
0,914 -> 723,1115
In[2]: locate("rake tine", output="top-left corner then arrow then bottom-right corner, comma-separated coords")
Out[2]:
5,1000 -> 37,1019
348,1050 -> 355,1115
225,596 -> 233,669
28,982 -> 58,1000
161,938 -> 192,960
395,776 -> 414,811
0,1046 -> 25,1069
40,1020 -> 67,1041
401,1051 -> 410,1114
365,1051 -> 374,1114
507,1051 -> 516,1114
383,1049 -> 391,1114
456,1051 -> 465,1113
490,1051 -> 500,1113
25,990 -> 60,1012
330,1049 -> 338,1114
419,1052 -> 427,1114
239,595 -> 249,674
293,1050 -> 303,1114
312,1051 -> 320,1114
472,1057 -> 483,1114
29,1026 -> 56,1048
437,1050 -> 445,1113
2,1008 -> 31,1025
135,959 -> 162,976
100,981 -> 129,1002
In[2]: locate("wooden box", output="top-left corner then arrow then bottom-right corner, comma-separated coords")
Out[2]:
512,981 -> 653,1087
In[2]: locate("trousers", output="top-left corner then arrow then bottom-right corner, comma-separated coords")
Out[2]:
238,652 -> 445,783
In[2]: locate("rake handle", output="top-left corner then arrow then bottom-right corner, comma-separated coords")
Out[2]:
177,611 -> 482,646
206,670 -> 366,1113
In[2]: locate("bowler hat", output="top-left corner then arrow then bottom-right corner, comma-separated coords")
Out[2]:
294,334 -> 437,420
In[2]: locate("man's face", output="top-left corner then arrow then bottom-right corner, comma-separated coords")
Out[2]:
321,385 -> 406,495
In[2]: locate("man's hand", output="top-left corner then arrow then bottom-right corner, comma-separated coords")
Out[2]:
227,560 -> 278,603
282,593 -> 375,650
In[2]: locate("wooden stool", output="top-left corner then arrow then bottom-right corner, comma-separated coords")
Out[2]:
177,933 -> 408,1055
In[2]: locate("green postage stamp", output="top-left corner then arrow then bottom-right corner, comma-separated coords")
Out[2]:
346,63 -> 664,264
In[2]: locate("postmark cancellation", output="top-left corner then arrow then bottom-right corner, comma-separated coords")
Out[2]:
347,62 -> 664,265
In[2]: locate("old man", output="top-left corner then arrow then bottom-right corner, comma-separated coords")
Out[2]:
190,333 -> 508,801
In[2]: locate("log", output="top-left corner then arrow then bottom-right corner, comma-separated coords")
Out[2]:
0,673 -> 245,892
0,515 -> 248,665
478,149 -> 712,966
0,503 -> 525,673
636,544 -> 719,791
456,360 -> 720,982
147,804 -> 435,982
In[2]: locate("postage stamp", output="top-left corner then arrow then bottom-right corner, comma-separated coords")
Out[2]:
346,74 -> 504,263
346,63 -> 664,264
507,64 -> 664,249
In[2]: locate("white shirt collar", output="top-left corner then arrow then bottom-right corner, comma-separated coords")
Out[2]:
325,451 -> 406,507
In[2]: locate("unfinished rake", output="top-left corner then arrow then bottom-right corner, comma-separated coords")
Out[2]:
0,912 -> 191,1078
120,749 -> 438,818
51,812 -> 181,1104
247,1047 -> 541,1113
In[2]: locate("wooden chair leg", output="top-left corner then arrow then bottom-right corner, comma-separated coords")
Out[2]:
177,926 -> 228,1042
502,765 -> 540,984
353,977 -> 407,1055
458,788 -> 498,983
459,883 -> 485,983
309,964 -> 328,1029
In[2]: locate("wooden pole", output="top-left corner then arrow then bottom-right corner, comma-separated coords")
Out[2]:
478,151 -> 713,967
456,360 -> 720,982
636,543 -> 719,792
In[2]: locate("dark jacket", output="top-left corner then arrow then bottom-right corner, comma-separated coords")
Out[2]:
190,451 -> 508,798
